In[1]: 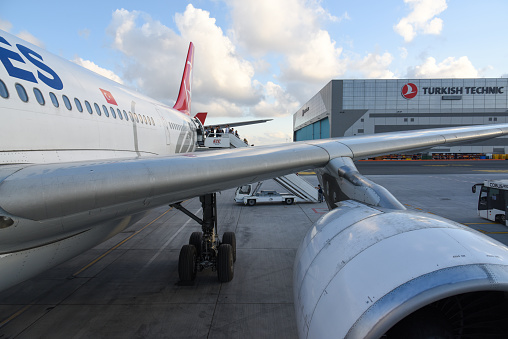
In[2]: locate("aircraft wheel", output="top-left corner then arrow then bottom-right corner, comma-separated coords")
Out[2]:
217,244 -> 234,282
285,198 -> 294,205
222,232 -> 236,262
189,231 -> 203,257
247,199 -> 256,206
178,244 -> 197,283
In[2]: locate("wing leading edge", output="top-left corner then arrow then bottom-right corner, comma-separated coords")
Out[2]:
1,123 -> 508,223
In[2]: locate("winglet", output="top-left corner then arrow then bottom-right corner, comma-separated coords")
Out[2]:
194,112 -> 207,125
173,42 -> 194,116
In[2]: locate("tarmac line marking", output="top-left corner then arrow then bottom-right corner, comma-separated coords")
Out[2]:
0,303 -> 34,328
473,170 -> 508,173
312,208 -> 328,214
72,207 -> 172,277
477,229 -> 508,234
142,207 -> 202,270
463,222 -> 497,225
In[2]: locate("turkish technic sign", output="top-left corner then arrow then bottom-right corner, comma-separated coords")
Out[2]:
401,83 -> 505,99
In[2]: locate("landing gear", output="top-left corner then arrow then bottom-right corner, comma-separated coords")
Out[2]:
171,193 -> 236,284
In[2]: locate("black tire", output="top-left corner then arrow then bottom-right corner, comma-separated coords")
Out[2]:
189,232 -> 203,257
285,198 -> 294,205
495,214 -> 506,225
178,244 -> 197,283
217,244 -> 234,282
247,199 -> 256,206
222,232 -> 236,262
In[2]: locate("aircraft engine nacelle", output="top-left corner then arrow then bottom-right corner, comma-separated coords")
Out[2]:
294,200 -> 508,338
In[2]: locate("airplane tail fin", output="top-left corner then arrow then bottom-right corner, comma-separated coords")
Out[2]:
173,42 -> 194,116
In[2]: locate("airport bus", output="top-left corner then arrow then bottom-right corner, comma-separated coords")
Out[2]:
472,180 -> 508,225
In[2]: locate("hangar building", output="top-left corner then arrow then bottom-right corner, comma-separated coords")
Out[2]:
293,79 -> 508,157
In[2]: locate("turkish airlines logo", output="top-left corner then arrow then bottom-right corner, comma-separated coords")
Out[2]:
401,83 -> 418,99
100,88 -> 118,105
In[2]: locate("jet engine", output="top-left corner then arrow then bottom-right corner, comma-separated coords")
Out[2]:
294,200 -> 508,338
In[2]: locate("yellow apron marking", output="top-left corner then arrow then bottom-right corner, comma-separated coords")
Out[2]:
473,170 -> 508,173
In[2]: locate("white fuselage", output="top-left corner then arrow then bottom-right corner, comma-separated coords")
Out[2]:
0,31 -> 197,165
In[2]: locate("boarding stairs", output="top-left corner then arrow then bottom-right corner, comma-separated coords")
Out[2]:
273,173 -> 319,203
203,133 -> 249,148
202,133 -> 318,202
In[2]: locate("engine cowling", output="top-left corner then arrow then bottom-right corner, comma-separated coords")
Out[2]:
294,200 -> 508,338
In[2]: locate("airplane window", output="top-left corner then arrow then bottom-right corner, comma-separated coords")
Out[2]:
134,113 -> 139,123
0,79 -> 9,98
123,110 -> 129,121
74,98 -> 83,112
151,117 -> 155,125
85,100 -> 93,114
102,105 -> 109,117
94,103 -> 101,116
143,115 -> 148,124
110,107 -> 116,119
15,83 -> 28,102
117,108 -> 123,120
129,112 -> 133,120
49,92 -> 59,107
33,88 -> 45,105
62,95 -> 72,110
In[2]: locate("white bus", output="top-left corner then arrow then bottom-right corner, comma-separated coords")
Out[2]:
472,179 -> 508,225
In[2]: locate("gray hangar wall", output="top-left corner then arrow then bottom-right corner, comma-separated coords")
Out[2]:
293,79 -> 508,154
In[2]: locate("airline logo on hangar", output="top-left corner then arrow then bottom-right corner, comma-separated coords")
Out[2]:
401,83 -> 418,99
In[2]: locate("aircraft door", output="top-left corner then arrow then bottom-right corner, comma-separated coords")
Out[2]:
478,186 -> 489,219
154,106 -> 171,145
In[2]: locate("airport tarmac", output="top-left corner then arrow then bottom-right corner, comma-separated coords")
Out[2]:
1,160 -> 508,338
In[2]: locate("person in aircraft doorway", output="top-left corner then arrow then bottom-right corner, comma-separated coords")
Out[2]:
317,185 -> 324,203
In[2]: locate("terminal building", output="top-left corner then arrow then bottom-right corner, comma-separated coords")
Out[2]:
293,78 -> 508,158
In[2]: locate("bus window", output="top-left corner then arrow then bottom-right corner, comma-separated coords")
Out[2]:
489,188 -> 505,211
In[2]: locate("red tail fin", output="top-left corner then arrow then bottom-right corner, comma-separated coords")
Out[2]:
173,42 -> 194,116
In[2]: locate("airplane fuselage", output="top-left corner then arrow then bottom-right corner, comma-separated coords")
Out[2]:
0,31 -> 198,165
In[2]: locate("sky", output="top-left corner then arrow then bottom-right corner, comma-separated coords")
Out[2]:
2,0 -> 508,145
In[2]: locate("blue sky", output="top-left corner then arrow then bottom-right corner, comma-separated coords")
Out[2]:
2,0 -> 508,144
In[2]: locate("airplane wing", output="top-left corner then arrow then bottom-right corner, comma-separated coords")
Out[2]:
1,123 -> 507,222
204,118 -> 272,129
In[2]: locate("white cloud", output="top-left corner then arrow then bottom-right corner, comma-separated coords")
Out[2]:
72,57 -> 124,84
228,0 -> 347,83
399,47 -> 408,59
0,19 -> 12,32
251,81 -> 301,117
349,52 -> 396,79
406,56 -> 479,78
394,0 -> 448,42
16,30 -> 44,48
107,6 -> 262,108
78,28 -> 91,40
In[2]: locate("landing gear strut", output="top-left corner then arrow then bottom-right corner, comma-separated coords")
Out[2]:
171,193 -> 236,284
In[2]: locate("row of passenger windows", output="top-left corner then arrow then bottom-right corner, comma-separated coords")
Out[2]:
0,79 -> 156,126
